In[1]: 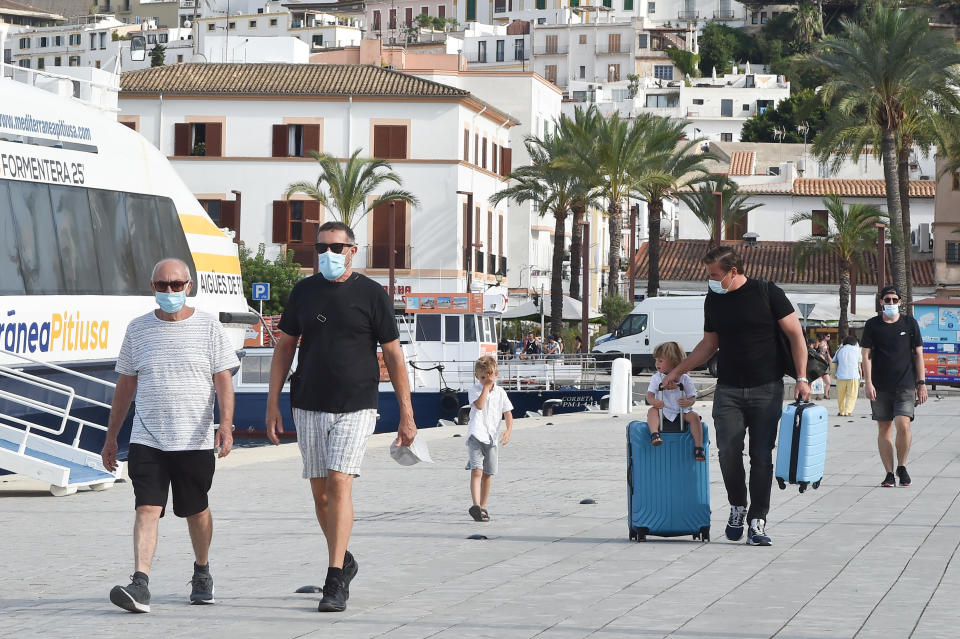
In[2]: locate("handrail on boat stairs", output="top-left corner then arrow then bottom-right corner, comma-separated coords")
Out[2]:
0,349 -> 123,496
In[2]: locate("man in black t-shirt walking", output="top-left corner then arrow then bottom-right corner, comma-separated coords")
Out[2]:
266,221 -> 417,613
861,285 -> 927,488
663,246 -> 810,547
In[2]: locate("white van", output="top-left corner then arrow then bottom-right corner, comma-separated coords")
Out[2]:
592,296 -> 717,376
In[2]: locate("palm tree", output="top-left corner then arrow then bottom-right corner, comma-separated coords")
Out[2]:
678,177 -> 763,244
633,117 -> 717,298
790,194 -> 886,338
284,149 -> 420,228
792,2 -> 823,50
810,5 -> 960,301
491,134 -> 593,336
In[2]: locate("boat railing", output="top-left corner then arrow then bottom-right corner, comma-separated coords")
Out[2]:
406,354 -> 603,392
0,349 -> 115,455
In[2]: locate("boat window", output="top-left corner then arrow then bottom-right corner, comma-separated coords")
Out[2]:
486,316 -> 497,342
463,314 -> 477,342
445,315 -> 460,342
240,355 -> 269,384
415,315 -> 441,341
0,178 -> 196,295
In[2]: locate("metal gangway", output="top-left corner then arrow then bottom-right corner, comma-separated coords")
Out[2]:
0,351 -> 122,496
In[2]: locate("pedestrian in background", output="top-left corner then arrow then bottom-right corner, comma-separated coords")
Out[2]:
833,335 -> 862,416
818,335 -> 833,399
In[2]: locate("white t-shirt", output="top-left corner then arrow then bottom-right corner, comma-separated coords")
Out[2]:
467,383 -> 514,445
833,344 -> 862,380
116,310 -> 240,451
647,371 -> 697,421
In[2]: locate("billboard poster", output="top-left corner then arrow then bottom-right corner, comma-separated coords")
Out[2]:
915,303 -> 960,384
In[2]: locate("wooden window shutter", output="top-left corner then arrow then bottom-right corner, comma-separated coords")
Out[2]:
272,200 -> 290,243
373,125 -> 390,158
220,200 -> 240,241
390,125 -> 407,159
482,137 -> 487,169
174,122 -> 190,156
492,143 -> 498,173
303,200 -> 322,223
500,147 -> 512,176
303,124 -> 321,156
120,121 -> 137,131
291,243 -> 316,269
487,210 -> 493,259
498,214 -> 504,255
463,202 -> 470,269
272,124 -> 288,157
463,130 -> 470,162
205,122 -> 223,157
474,134 -> 479,164
475,206 -> 481,244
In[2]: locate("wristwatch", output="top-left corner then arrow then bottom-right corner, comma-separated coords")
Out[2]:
916,380 -> 926,386
796,377 -> 809,383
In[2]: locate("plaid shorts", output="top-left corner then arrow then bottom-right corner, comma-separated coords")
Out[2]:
292,408 -> 377,478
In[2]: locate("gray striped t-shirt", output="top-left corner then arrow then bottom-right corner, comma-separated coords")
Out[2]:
116,310 -> 240,451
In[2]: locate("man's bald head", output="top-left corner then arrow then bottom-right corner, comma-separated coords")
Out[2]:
151,258 -> 191,283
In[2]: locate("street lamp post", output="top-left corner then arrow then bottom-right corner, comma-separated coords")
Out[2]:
456,190 -> 474,292
581,219 -> 590,353
388,200 -> 396,305
628,203 -> 638,304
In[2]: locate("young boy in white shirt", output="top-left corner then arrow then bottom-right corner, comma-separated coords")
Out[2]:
646,342 -> 705,461
466,355 -> 514,522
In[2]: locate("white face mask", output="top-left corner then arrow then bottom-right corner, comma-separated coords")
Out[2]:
882,304 -> 899,318
708,271 -> 732,295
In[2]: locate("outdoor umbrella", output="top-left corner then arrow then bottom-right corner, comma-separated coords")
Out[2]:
501,295 -> 602,322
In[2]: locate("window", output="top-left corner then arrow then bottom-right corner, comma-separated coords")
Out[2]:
545,34 -> 557,53
177,54 -> 183,63
692,98 -> 704,105
496,0 -> 507,10
69,56 -> 80,66
637,33 -> 647,48
953,172 -> 960,191
651,34 -> 662,50
812,209 -> 828,237
54,56 -> 62,66
405,7 -> 413,26
466,0 -> 476,21
37,57 -> 44,69
579,65 -> 585,78
496,39 -> 504,61
647,1 -> 655,12
742,103 -> 750,111
645,93 -> 678,107
947,242 -> 960,264
370,200 -> 408,268
421,6 -> 429,15
514,38 -> 524,60
39,37 -> 47,47
608,33 -> 621,53
416,315 -> 441,341
272,123 -> 321,157
756,99 -> 773,114
95,60 -> 101,69
55,35 -> 62,46
270,17 -> 278,26
19,37 -> 29,49
602,0 -> 611,6
653,65 -> 673,79
544,64 -> 557,83
373,10 -> 381,30
99,32 -> 106,49
578,34 -> 587,44
745,74 -> 755,88
720,132 -> 733,142
158,33 -> 168,43
90,33 -> 96,50
69,34 -> 81,45
289,201 -> 304,242
249,20 -> 257,27
760,11 -> 767,23
607,64 -> 620,81
208,23 -> 215,31
199,199 -> 222,226
478,40 -> 486,63
438,5 -> 445,18
445,316 -> 460,342
147,34 -> 157,44
312,34 -> 324,47
372,125 -> 408,159
612,88 -> 629,101
751,12 -> 758,24
18,59 -> 29,68
389,8 -> 396,28
720,99 -> 733,116
174,122 -> 223,156
536,0 -> 545,8
463,315 -> 477,342
0,179 -> 195,297
228,21 -> 236,29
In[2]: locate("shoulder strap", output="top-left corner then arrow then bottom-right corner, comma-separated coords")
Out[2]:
757,278 -> 774,314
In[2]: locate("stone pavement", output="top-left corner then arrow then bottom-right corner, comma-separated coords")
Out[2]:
1,393 -> 959,639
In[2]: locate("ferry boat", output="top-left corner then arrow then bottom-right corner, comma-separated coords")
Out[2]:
0,70 -> 250,485
232,292 -> 608,435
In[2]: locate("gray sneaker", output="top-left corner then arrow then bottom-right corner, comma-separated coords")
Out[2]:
110,572 -> 151,613
190,568 -> 215,605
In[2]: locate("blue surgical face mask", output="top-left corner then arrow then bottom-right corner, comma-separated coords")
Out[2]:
883,304 -> 899,318
708,271 -> 731,295
318,251 -> 347,280
156,290 -> 186,313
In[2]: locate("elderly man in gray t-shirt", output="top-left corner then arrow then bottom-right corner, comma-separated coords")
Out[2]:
101,258 -> 239,614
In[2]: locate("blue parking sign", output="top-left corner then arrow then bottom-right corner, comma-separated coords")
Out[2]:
252,282 -> 270,301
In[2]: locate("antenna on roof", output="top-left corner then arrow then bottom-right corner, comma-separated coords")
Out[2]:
771,125 -> 785,165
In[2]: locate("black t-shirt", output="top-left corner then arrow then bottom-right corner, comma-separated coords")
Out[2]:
860,315 -> 922,392
277,272 -> 399,412
704,278 -> 795,388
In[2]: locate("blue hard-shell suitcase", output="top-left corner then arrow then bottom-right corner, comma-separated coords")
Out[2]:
626,420 -> 711,542
776,400 -> 828,493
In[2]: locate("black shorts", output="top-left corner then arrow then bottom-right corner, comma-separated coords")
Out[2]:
870,388 -> 916,422
127,444 -> 216,518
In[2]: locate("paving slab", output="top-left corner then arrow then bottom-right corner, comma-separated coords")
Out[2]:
1,395 -> 959,638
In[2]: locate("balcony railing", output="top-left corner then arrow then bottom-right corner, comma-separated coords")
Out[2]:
595,45 -> 626,55
364,244 -> 413,269
677,10 -> 699,21
713,10 -> 737,20
533,45 -> 568,55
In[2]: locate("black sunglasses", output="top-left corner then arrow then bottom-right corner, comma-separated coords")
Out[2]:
882,297 -> 900,303
153,280 -> 189,292
315,242 -> 355,254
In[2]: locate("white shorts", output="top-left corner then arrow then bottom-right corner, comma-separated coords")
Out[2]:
292,408 -> 377,479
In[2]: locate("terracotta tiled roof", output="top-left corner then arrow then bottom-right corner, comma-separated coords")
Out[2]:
728,151 -> 755,176
737,178 -> 936,197
632,239 -> 934,287
121,63 -> 471,97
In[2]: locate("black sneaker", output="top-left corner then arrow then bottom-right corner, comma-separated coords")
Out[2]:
190,568 -> 215,605
896,466 -> 911,487
110,572 -> 151,613
881,472 -> 896,487
725,505 -> 747,541
317,577 -> 347,613
746,519 -> 772,546
342,551 -> 358,600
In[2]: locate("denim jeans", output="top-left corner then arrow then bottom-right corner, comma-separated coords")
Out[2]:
712,380 -> 784,521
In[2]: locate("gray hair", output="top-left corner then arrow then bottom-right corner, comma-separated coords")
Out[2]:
151,258 -> 191,282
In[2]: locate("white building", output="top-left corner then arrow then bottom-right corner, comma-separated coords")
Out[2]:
561,65 -> 790,142
118,62 -> 518,295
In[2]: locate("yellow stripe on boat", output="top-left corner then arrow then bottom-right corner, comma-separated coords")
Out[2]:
180,214 -> 227,237
192,252 -> 242,274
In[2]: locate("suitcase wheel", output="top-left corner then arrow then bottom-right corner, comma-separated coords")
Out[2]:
629,528 -> 637,541
799,482 -> 808,494
812,480 -> 821,490
700,526 -> 710,542
634,526 -> 649,542
777,477 -> 786,490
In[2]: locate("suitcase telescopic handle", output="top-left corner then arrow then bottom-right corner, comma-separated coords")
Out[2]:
658,382 -> 684,393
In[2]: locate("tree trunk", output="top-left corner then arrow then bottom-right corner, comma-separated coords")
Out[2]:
898,141 -> 914,315
550,209 -> 567,337
880,128 -> 907,297
569,201 -> 584,300
607,200 -> 622,298
647,197 -> 662,298
839,262 -> 851,340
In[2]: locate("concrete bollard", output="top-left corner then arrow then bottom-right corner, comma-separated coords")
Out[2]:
609,358 -> 633,414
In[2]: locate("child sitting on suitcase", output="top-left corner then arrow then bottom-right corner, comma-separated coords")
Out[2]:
465,355 -> 514,522
646,342 -> 705,461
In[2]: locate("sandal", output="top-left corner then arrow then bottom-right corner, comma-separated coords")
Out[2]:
650,432 -> 663,446
468,505 -> 483,522
479,508 -> 490,522
694,446 -> 706,462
